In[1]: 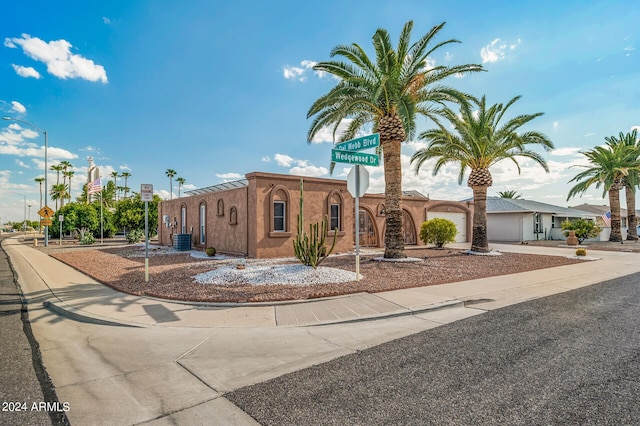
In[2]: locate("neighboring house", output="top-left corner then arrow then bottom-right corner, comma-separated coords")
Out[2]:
570,203 -> 629,241
158,171 -> 472,258
485,197 -> 597,242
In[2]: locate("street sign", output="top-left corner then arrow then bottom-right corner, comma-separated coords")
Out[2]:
347,165 -> 369,198
141,184 -> 154,202
38,206 -> 54,219
335,134 -> 379,152
40,219 -> 52,226
332,149 -> 380,166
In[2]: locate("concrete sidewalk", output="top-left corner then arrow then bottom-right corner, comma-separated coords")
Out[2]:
5,236 -> 640,329
6,236 -> 640,425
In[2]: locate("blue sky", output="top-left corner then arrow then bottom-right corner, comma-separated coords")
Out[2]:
1,0 -> 638,222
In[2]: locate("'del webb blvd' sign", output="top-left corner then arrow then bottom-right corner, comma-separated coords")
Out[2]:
331,133 -> 380,166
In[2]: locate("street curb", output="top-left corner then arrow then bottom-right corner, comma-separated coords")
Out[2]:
306,299 -> 465,327
43,300 -> 146,328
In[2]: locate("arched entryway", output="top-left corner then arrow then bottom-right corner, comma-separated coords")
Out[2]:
403,209 -> 417,245
355,208 -> 377,247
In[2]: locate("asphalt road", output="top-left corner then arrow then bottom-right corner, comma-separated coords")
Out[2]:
0,236 -> 68,426
228,273 -> 640,425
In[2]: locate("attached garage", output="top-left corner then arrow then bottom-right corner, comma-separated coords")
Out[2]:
487,213 -> 524,242
427,211 -> 467,243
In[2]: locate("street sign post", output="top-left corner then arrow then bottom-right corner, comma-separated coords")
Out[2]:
331,150 -> 379,166
347,165 -> 370,281
141,184 -> 153,282
330,134 -> 380,281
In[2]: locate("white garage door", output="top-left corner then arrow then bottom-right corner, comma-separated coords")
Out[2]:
428,212 -> 467,242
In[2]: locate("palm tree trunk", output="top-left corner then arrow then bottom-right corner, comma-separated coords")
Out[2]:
608,188 -> 622,242
471,185 -> 490,252
381,135 -> 405,259
625,184 -> 638,240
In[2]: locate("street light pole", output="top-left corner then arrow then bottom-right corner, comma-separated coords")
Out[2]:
2,117 -> 49,246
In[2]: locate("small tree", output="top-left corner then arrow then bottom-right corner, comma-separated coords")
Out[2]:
420,218 -> 457,248
561,219 -> 601,243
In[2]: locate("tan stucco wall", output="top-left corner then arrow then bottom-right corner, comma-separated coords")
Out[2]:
247,172 -> 354,258
158,171 -> 473,258
158,186 -> 249,255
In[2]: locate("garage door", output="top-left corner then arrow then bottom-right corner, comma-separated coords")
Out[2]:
428,212 -> 467,242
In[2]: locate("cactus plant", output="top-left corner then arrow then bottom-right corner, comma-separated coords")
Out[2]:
293,179 -> 338,268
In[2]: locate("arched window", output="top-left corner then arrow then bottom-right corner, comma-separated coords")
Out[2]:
327,190 -> 344,232
269,185 -> 290,236
217,199 -> 224,216
229,206 -> 238,225
199,203 -> 206,244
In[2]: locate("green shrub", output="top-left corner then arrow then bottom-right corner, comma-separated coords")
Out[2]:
126,229 -> 145,243
575,248 -> 587,256
420,218 -> 457,248
561,219 -> 601,243
205,247 -> 216,257
79,232 -> 96,245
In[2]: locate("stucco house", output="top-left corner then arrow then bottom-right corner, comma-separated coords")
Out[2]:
485,197 -> 597,242
158,171 -> 473,258
570,203 -> 630,240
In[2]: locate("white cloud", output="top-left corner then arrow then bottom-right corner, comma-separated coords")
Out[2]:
553,121 -> 559,131
424,57 -> 436,70
584,132 -> 596,138
261,156 -> 271,162
289,165 -> 328,177
103,17 -> 112,25
310,119 -> 356,144
5,34 -> 108,83
551,147 -> 582,156
480,38 -> 520,63
15,159 -> 29,168
283,59 -> 326,81
11,64 -> 41,79
444,52 -> 452,62
283,65 -> 306,81
272,153 -> 328,177
11,101 -> 26,113
215,172 -> 243,181
274,153 -> 295,167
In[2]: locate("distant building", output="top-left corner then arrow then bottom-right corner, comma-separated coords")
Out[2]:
87,157 -> 101,203
158,171 -> 473,258
485,197 -> 597,242
570,203 -> 629,240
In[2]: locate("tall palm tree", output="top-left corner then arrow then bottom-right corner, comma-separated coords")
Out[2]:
605,129 -> 640,240
567,142 -> 640,242
176,177 -> 186,198
64,170 -> 75,202
51,163 -> 64,186
50,183 -> 68,211
307,21 -> 483,258
121,172 -> 132,198
498,190 -> 522,199
166,169 -> 177,200
35,177 -> 45,210
110,171 -> 120,202
412,95 -> 554,252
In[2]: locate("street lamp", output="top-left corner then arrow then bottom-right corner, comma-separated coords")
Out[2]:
2,116 -> 49,246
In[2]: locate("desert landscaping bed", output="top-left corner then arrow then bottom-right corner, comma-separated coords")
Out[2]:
50,245 -> 584,303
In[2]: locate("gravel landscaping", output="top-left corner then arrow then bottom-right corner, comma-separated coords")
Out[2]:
48,243 -> 585,303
